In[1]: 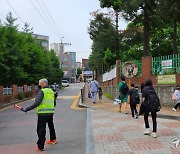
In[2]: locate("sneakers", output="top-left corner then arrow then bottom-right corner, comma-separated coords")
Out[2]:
151,132 -> 157,138
36,146 -> 44,151
144,129 -> 150,135
47,139 -> 57,144
172,108 -> 177,111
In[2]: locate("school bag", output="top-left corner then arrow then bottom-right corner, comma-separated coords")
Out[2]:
131,89 -> 140,104
148,93 -> 161,112
121,82 -> 129,95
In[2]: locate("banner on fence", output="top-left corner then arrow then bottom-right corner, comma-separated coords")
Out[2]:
103,67 -> 116,82
157,74 -> 176,84
162,60 -> 172,69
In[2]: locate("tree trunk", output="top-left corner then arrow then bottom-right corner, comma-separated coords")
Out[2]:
143,0 -> 150,57
173,18 -> 177,54
115,11 -> 119,60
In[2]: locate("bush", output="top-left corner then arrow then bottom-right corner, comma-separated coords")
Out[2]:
24,91 -> 33,98
18,93 -> 25,100
3,95 -> 12,103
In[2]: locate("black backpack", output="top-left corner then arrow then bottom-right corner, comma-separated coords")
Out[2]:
121,82 -> 129,95
148,93 -> 161,112
131,89 -> 140,104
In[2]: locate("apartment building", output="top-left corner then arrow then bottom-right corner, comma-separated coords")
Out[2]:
32,34 -> 49,51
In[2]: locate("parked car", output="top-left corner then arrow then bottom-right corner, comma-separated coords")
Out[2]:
62,80 -> 69,87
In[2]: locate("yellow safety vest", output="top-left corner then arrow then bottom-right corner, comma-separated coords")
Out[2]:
36,88 -> 55,114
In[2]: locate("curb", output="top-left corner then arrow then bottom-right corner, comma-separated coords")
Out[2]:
78,98 -> 89,108
0,97 -> 34,109
157,114 -> 180,121
86,108 -> 95,154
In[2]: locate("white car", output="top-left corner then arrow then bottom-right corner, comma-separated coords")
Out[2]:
62,80 -> 69,87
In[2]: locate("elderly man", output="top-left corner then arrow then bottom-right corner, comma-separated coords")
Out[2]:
21,78 -> 57,151
89,77 -> 99,104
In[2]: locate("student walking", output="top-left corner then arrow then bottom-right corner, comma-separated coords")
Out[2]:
98,87 -> 103,103
128,83 -> 140,119
89,78 -> 99,104
118,76 -> 129,113
21,78 -> 57,151
142,79 -> 160,138
172,85 -> 180,111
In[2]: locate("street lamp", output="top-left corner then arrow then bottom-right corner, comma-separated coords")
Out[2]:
61,36 -> 64,44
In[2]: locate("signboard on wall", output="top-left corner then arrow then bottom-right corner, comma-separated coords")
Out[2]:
122,61 -> 138,78
83,71 -> 93,75
162,60 -> 172,69
157,74 -> 176,85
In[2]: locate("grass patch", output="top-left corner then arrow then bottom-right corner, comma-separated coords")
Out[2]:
103,92 -> 113,100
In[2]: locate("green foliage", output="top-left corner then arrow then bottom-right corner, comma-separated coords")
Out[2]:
104,48 -> 116,66
0,12 -> 63,86
77,67 -> 82,78
88,13 -> 117,75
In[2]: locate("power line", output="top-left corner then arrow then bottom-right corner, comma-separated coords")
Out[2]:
5,0 -> 25,24
35,0 -> 61,38
29,0 -> 60,38
41,0 -> 63,36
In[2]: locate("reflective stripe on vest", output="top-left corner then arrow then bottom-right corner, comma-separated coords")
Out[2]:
36,88 -> 55,114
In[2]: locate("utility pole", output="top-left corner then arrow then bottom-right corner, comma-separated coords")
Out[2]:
60,37 -> 71,54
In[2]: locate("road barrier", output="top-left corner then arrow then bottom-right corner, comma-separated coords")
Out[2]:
80,84 -> 85,103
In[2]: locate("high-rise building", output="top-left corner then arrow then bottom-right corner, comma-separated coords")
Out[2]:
76,62 -> 81,69
50,43 -> 63,56
59,51 -> 76,83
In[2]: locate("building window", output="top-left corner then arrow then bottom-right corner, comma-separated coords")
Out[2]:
64,57 -> 67,61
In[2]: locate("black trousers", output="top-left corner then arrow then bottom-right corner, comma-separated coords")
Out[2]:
130,103 -> 138,117
144,110 -> 157,132
174,103 -> 180,109
37,114 -> 56,149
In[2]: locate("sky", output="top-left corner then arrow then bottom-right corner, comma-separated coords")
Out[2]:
0,0 -> 127,62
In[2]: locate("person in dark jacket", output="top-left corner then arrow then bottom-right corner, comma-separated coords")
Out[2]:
142,79 -> 157,138
128,83 -> 139,119
21,78 -> 57,151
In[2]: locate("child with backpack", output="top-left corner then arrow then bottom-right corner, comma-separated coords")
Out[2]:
142,79 -> 161,138
128,83 -> 140,119
118,76 -> 129,113
172,85 -> 180,111
98,87 -> 103,103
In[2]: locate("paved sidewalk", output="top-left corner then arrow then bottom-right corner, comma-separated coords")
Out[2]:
84,86 -> 180,154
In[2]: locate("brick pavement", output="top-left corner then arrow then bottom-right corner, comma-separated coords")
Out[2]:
84,85 -> 180,154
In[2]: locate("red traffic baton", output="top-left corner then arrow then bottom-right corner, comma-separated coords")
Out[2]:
14,105 -> 22,110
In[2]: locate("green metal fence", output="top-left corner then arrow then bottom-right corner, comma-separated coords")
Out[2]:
152,53 -> 180,75
120,60 -> 142,77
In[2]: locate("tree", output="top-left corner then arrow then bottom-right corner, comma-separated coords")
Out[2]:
0,12 -> 63,86
104,48 -> 116,67
158,0 -> 180,54
99,0 -> 124,59
88,13 -> 117,75
76,67 -> 82,78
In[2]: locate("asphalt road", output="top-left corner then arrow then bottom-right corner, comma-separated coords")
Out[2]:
0,83 -> 87,154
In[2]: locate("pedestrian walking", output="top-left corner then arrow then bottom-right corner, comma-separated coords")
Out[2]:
118,76 -> 129,113
172,85 -> 180,111
128,83 -> 140,119
98,87 -> 103,103
21,78 -> 57,151
51,82 -> 59,99
89,78 -> 99,104
142,79 -> 160,138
